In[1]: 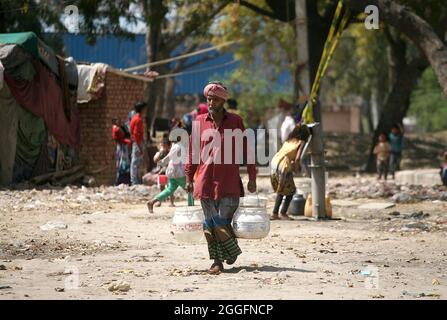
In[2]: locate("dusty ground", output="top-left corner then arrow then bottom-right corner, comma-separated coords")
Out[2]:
0,175 -> 446,300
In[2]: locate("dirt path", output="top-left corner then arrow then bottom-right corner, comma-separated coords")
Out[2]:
1,177 -> 446,300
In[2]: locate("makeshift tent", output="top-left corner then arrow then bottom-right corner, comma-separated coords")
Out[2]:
12,105 -> 46,183
0,32 -> 60,78
0,85 -> 19,185
0,32 -> 80,185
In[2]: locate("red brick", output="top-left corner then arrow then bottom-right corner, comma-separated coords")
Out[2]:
78,71 -> 145,185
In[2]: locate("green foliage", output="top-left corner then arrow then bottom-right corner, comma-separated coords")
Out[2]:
73,0 -> 138,45
0,0 -> 66,52
217,67 -> 293,128
0,1 -> 64,35
325,23 -> 390,105
409,67 -> 447,132
211,1 -> 295,127
213,1 -> 296,81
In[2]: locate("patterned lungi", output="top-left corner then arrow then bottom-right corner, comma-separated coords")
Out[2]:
200,197 -> 242,261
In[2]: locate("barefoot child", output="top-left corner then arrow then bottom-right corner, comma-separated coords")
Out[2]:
147,136 -> 187,213
389,124 -> 404,179
441,151 -> 447,186
374,133 -> 391,180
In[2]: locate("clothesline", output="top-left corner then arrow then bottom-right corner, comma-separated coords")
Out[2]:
123,40 -> 240,72
155,59 -> 239,79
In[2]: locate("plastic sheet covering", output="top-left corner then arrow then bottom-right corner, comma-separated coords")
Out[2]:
0,84 -> 18,186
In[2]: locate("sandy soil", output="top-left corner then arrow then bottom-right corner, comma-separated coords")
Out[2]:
0,176 -> 446,300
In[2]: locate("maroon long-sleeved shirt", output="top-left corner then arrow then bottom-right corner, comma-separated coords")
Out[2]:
185,111 -> 256,200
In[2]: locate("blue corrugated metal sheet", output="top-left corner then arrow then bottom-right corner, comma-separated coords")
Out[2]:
62,34 -> 147,69
61,34 -> 291,95
62,34 -> 236,95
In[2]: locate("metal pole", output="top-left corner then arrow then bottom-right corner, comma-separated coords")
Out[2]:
309,123 -> 326,219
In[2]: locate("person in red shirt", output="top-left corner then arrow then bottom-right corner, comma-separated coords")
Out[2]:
130,101 -> 147,185
112,118 -> 131,185
185,81 -> 257,275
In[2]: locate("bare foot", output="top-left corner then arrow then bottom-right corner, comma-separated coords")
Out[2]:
147,201 -> 155,214
154,202 -> 161,207
208,262 -> 223,275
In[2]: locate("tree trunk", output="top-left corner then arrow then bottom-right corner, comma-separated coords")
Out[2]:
294,0 -> 310,98
163,77 -> 176,119
365,57 -> 428,171
142,0 -> 168,139
362,94 -> 374,134
306,0 -> 331,89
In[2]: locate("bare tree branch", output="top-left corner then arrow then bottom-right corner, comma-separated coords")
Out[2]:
167,0 -> 231,53
344,0 -> 447,96
239,0 -> 278,20
174,53 -> 222,73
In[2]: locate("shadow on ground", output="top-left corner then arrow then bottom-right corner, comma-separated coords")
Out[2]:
225,265 -> 316,273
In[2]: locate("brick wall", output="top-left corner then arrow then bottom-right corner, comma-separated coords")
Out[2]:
78,71 -> 145,185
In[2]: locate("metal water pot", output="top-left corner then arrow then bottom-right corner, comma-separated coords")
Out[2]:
171,206 -> 204,244
288,193 -> 306,216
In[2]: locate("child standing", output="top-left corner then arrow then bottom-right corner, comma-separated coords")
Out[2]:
389,124 -> 404,179
441,151 -> 447,186
374,133 -> 391,180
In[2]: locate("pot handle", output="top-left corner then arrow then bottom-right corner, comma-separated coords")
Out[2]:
187,192 -> 194,207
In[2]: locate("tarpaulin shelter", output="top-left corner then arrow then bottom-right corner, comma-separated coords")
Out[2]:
0,32 -> 80,186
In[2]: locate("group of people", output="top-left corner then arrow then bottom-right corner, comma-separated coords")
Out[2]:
112,82 -> 447,276
111,101 -> 148,186
373,124 -> 404,180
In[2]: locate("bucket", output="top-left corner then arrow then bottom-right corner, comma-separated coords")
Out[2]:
288,193 -> 306,216
158,174 -> 168,187
171,206 -> 204,244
